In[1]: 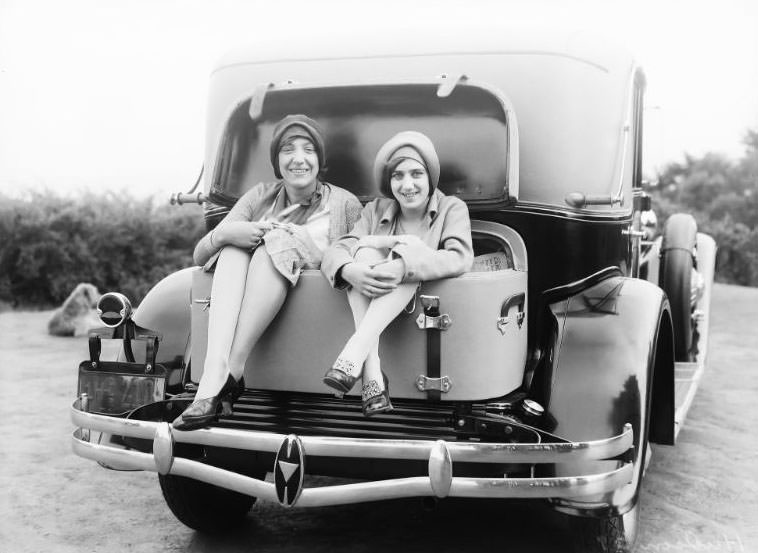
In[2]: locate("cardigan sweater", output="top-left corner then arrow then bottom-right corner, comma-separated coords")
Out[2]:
194,181 -> 362,267
322,189 -> 474,288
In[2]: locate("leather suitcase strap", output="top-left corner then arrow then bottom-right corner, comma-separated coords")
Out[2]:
425,303 -> 442,401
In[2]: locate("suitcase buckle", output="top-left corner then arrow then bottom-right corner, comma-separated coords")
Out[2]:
415,375 -> 453,393
416,312 -> 452,330
416,295 -> 451,330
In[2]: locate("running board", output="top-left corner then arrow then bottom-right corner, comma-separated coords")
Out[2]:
673,361 -> 704,440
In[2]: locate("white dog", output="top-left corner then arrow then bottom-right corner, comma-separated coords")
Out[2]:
47,283 -> 102,337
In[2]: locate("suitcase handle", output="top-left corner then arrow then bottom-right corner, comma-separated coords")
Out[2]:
498,293 -> 526,333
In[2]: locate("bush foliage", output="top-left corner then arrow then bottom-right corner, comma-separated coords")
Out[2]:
0,191 -> 205,307
2,129 -> 757,308
649,129 -> 758,287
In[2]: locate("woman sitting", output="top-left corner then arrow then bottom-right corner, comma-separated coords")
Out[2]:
321,131 -> 473,416
173,114 -> 362,430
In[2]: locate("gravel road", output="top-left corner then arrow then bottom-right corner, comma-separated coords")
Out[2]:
0,282 -> 756,553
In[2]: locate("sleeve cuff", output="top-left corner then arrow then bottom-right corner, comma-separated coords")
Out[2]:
333,263 -> 351,289
390,244 -> 418,280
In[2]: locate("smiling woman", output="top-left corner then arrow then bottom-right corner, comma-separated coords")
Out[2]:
321,131 -> 474,416
172,114 -> 363,431
277,138 -> 320,195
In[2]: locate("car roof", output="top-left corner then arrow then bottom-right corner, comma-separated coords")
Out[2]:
213,27 -> 634,75
205,27 -> 641,211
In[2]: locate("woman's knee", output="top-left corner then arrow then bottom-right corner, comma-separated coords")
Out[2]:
218,245 -> 253,265
250,244 -> 277,271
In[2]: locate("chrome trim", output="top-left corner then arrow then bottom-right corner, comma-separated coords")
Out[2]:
193,297 -> 211,311
610,66 -> 640,207
436,73 -> 467,97
96,292 -> 133,328
71,401 -> 633,464
152,423 -> 174,475
449,464 -> 632,499
80,393 -> 90,442
415,375 -> 453,393
622,228 -> 646,238
428,440 -> 453,498
71,427 -> 634,506
522,399 -> 544,417
415,312 -> 452,330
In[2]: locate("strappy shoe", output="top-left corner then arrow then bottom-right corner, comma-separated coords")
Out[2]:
172,374 -> 243,431
362,372 -> 393,417
323,357 -> 360,398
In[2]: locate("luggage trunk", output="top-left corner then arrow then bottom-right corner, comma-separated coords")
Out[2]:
191,221 -> 528,401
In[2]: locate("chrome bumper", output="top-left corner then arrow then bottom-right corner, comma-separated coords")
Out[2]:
71,398 -> 633,507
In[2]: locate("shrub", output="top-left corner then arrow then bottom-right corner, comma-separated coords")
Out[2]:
649,129 -> 758,287
0,190 -> 205,308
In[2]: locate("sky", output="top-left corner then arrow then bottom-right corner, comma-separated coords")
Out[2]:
1,0 -> 757,199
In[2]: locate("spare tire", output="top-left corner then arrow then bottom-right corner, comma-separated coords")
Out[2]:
659,214 -> 697,362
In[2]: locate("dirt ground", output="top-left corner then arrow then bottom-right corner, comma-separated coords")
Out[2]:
0,283 -> 756,553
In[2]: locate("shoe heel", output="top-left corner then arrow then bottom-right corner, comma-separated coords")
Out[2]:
220,397 -> 233,416
232,376 -> 246,401
362,372 -> 393,417
172,373 -> 239,431
220,376 -> 244,416
323,358 -> 359,396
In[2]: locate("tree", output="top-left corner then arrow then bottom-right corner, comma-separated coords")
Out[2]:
650,127 -> 758,286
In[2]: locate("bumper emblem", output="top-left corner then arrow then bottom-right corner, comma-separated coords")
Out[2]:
274,434 -> 305,507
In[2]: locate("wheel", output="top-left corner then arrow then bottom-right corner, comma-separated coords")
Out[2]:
158,474 -> 255,533
570,503 -> 640,553
660,248 -> 694,360
659,214 -> 698,362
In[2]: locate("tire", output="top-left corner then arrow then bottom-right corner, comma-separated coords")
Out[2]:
659,214 -> 698,362
158,474 -> 255,533
570,503 -> 640,553
660,248 -> 694,361
567,427 -> 647,553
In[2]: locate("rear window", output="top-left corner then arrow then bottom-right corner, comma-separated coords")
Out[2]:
210,83 -> 511,204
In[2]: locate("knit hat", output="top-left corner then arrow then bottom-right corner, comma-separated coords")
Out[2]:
373,131 -> 440,198
270,114 -> 326,179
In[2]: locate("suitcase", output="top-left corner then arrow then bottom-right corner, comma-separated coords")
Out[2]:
190,221 -> 528,401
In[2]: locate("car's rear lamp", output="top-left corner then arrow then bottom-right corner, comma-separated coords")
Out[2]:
97,292 -> 133,328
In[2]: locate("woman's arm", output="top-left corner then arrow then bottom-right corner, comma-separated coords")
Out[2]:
321,201 -> 376,288
193,186 -> 272,266
390,198 -> 474,282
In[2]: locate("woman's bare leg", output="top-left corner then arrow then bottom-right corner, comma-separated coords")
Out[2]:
341,283 -> 417,367
339,248 -> 416,392
226,245 -> 288,377
342,248 -> 386,384
195,246 -> 251,400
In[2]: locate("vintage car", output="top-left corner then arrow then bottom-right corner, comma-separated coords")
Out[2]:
70,29 -> 716,553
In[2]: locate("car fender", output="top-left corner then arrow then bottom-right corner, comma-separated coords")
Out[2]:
544,274 -> 673,513
129,267 -> 194,368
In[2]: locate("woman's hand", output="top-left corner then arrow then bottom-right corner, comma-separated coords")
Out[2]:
214,221 -> 273,250
340,261 -> 400,298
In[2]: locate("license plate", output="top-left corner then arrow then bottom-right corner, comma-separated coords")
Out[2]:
78,361 -> 166,415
